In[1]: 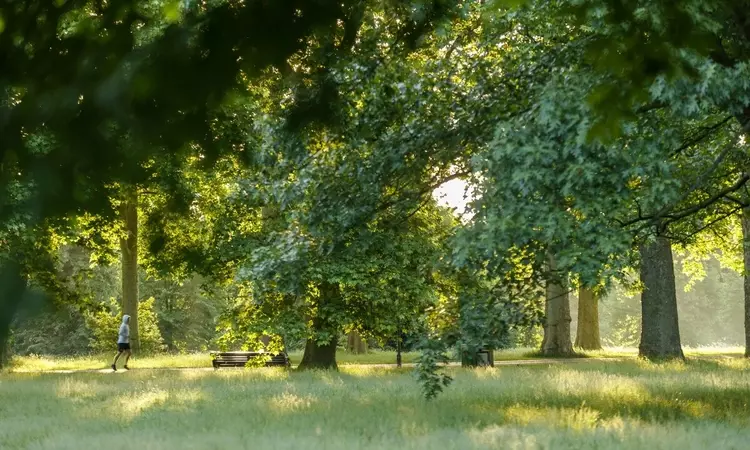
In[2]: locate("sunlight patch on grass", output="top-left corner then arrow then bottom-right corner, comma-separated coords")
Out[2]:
268,392 -> 317,412
684,346 -> 744,356
12,347 -> 750,374
5,359 -> 750,449
548,369 -> 650,403
504,404 -> 602,429
116,388 -> 170,419
711,357 -> 750,370
466,367 -> 503,380
340,365 -> 411,377
55,378 -> 101,400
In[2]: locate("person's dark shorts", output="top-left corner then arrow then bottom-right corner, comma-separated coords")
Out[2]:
118,343 -> 131,351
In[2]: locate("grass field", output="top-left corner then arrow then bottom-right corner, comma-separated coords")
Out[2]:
6,346 -> 743,373
6,350 -> 426,372
2,354 -> 750,449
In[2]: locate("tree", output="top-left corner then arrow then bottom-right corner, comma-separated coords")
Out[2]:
0,0 -> 459,362
639,236 -> 684,359
120,191 -> 140,352
541,256 -> 573,356
346,331 -> 368,354
743,208 -> 750,356
575,286 -> 601,350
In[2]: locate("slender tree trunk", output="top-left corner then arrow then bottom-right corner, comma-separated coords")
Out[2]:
163,297 -> 174,352
541,256 -> 573,356
575,286 -> 602,350
298,282 -> 340,370
742,208 -> 750,358
639,236 -> 684,360
346,330 -> 368,354
0,262 -> 25,370
120,191 -> 139,352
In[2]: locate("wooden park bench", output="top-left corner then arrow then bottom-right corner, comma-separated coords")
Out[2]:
210,351 -> 291,369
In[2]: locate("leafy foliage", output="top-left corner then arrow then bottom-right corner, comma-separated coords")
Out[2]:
415,338 -> 453,401
86,297 -> 164,354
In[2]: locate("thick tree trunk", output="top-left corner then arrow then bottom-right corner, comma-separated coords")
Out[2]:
639,236 -> 684,360
298,336 -> 338,370
120,191 -> 139,352
541,257 -> 574,356
298,282 -> 340,370
575,286 -> 602,350
0,262 -> 25,370
742,208 -> 750,358
346,330 -> 368,354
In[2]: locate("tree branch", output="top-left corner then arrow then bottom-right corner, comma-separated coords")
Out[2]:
665,205 -> 744,243
663,173 -> 750,225
620,173 -> 750,230
670,116 -> 733,158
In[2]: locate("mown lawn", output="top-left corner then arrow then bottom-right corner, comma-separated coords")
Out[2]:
2,358 -> 750,449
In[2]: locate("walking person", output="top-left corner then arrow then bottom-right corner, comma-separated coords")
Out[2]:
112,314 -> 131,371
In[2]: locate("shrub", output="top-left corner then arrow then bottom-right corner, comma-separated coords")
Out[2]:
86,297 -> 165,353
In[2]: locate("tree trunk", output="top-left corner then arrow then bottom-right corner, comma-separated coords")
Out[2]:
742,208 -> 750,358
346,330 -> 368,354
120,191 -> 139,352
541,256 -> 574,356
298,336 -> 338,370
575,286 -> 602,350
0,262 -> 25,370
298,282 -> 340,370
639,236 -> 684,360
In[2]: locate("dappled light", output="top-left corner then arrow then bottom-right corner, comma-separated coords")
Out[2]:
4,0 -> 750,448
503,404 -> 602,429
5,359 -> 750,448
116,389 -> 170,419
268,392 -> 317,413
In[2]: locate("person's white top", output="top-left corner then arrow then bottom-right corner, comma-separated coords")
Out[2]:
118,315 -> 130,344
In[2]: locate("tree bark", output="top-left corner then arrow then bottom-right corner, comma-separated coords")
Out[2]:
346,330 -> 368,354
298,282 -> 340,370
298,335 -> 338,370
742,208 -> 750,358
575,286 -> 602,350
639,236 -> 684,360
541,256 -> 574,356
0,262 -> 25,370
120,191 -> 139,352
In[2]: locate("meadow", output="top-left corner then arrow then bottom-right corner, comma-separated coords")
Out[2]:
2,349 -> 750,449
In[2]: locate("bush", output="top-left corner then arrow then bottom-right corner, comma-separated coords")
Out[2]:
10,305 -> 92,356
86,297 -> 165,353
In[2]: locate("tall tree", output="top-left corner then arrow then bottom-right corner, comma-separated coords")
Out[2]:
743,208 -> 750,357
0,0 -> 458,361
120,191 -> 140,352
541,256 -> 573,356
575,286 -> 601,350
639,236 -> 684,359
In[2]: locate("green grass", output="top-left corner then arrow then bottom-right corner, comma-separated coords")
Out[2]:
7,350 -> 426,372
9,346 -> 740,373
5,347 -> 621,373
2,358 -> 750,449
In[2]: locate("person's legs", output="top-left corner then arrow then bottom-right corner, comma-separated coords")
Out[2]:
112,350 -> 123,370
123,349 -> 131,369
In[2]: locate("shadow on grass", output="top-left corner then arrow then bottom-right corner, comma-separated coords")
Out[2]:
14,359 -> 748,443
